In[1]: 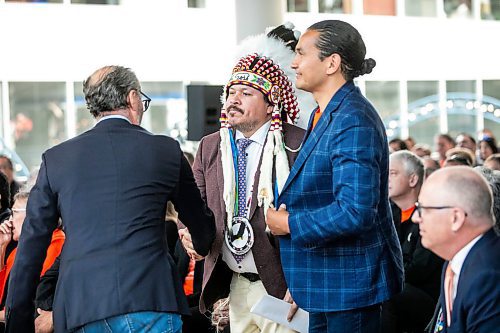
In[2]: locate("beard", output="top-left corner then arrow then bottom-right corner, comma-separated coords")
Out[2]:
227,106 -> 259,134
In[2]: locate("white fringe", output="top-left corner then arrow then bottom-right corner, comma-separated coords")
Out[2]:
220,128 -> 235,229
274,130 -> 290,194
257,131 -> 275,221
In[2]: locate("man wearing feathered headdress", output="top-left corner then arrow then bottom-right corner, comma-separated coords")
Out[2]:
180,23 -> 309,332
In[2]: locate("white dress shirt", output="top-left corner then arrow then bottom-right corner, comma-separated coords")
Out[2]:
222,121 -> 271,274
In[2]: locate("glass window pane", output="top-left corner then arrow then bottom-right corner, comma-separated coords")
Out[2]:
484,80 -> 500,100
405,0 -> 437,17
319,0 -> 352,13
408,81 -> 439,104
407,81 -> 440,145
483,1 -> 500,20
71,0 -> 119,4
139,82 -> 186,139
5,0 -> 62,3
187,0 -> 205,8
447,80 -> 475,94
364,0 -> 396,16
444,0 -> 473,18
448,114 -> 476,139
365,81 -> 400,121
287,0 -> 308,12
410,117 -> 440,147
9,82 -> 66,171
74,82 -> 96,135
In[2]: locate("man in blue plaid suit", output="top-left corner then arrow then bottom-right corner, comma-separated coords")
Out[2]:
266,20 -> 404,333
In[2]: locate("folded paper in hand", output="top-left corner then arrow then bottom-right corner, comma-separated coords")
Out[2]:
250,294 -> 309,333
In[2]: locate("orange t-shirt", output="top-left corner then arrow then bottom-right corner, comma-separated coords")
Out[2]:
0,229 -> 65,302
401,206 -> 416,223
312,108 -> 322,129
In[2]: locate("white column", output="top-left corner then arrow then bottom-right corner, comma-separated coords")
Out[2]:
399,80 -> 409,139
352,0 -> 364,15
439,79 -> 448,133
476,79 -> 484,134
234,0 -> 284,43
396,0 -> 406,17
1,82 -> 13,149
65,81 -> 76,139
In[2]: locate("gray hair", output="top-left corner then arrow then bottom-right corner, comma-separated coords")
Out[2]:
390,150 -> 424,187
83,66 -> 141,117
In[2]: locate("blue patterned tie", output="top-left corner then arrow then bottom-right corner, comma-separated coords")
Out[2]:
232,138 -> 252,263
237,138 -> 252,217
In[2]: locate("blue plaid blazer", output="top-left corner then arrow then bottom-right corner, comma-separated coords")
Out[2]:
278,81 -> 404,312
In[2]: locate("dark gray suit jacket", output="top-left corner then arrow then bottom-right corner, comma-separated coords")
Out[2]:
5,118 -> 215,332
193,123 -> 305,313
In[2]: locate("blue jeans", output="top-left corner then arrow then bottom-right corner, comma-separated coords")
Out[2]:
75,311 -> 182,333
309,304 -> 381,333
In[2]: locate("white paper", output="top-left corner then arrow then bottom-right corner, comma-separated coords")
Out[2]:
250,294 -> 309,333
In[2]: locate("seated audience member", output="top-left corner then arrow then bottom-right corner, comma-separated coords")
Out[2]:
455,132 -> 476,153
404,137 -> 416,151
0,174 -> 10,224
0,191 -> 65,322
382,151 -> 443,333
434,134 -> 455,167
479,136 -> 498,163
0,156 -> 22,207
443,147 -> 475,167
484,153 -> 500,171
389,138 -> 408,152
412,143 -> 432,158
413,167 -> 500,332
422,156 -> 440,179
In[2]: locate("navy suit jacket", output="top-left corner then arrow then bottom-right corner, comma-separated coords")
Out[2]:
278,81 -> 404,312
5,118 -> 215,332
433,228 -> 500,333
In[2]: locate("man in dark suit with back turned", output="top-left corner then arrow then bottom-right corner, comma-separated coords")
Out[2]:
412,167 -> 500,332
4,65 -> 215,333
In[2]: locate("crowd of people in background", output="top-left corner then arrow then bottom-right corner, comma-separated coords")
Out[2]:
0,18 -> 498,333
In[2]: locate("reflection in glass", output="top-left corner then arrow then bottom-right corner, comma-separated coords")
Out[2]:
287,0 -> 308,12
74,82 -> 95,135
405,0 -> 437,17
9,82 -> 66,171
444,0 -> 473,18
5,0 -> 62,2
448,114 -> 476,138
483,1 -> 500,20
410,117 -> 440,147
366,81 -> 400,121
408,81 -> 439,104
447,80 -> 475,94
484,80 -> 500,100
188,0 -> 205,8
319,0 -> 351,13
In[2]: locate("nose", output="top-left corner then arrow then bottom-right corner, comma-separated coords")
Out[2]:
291,54 -> 299,70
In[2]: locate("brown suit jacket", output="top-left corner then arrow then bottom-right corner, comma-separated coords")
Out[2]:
193,122 -> 305,313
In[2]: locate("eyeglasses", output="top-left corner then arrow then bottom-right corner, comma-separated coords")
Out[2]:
414,202 -> 468,218
140,91 -> 151,112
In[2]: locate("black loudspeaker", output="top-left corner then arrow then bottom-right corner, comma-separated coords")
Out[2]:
187,85 -> 222,141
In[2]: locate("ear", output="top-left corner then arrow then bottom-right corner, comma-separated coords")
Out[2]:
127,89 -> 139,111
326,53 -> 342,75
266,103 -> 274,116
408,173 -> 419,188
450,209 -> 466,233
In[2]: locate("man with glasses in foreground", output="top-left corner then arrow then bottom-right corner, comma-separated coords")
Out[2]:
4,65 -> 215,333
412,166 -> 500,332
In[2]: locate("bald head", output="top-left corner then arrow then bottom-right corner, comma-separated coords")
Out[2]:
425,167 -> 494,225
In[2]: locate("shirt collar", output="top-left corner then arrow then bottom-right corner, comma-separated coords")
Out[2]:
96,115 -> 131,125
450,234 -> 483,275
235,120 -> 271,147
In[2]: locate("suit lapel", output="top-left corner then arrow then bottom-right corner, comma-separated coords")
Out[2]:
280,81 -> 356,195
216,137 -> 227,226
